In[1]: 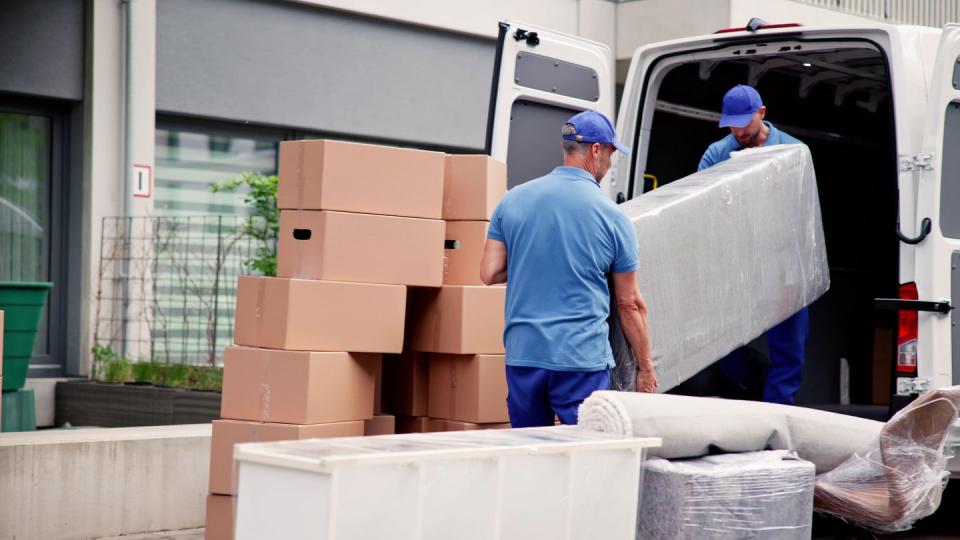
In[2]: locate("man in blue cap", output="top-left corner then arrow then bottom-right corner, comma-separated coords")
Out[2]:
699,84 -> 809,405
479,110 -> 658,428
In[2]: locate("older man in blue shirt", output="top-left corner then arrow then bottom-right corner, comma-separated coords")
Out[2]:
480,110 -> 658,427
699,84 -> 809,405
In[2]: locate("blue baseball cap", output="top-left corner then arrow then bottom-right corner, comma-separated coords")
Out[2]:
719,85 -> 763,128
562,110 -> 630,155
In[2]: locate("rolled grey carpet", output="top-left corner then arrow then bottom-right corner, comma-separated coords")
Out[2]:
578,391 -> 881,473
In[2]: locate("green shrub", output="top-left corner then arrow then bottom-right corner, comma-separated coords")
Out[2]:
90,344 -> 223,392
210,172 -> 278,276
131,361 -> 161,385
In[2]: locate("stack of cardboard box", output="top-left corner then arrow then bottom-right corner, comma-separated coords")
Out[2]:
383,154 -> 511,433
205,141 -> 509,540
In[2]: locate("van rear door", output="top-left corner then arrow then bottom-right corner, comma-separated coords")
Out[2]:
486,21 -> 615,189
914,24 -> 960,391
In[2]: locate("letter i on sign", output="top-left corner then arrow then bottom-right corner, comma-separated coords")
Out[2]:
132,164 -> 152,198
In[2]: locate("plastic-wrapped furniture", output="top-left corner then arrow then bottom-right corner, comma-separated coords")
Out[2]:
608,145 -> 828,392
638,451 -> 815,539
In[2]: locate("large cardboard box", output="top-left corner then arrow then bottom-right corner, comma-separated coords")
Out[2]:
221,347 -> 378,424
443,221 -> 488,285
209,419 -> 363,495
278,139 -> 444,219
428,418 -> 511,432
277,210 -> 445,286
428,354 -> 508,423
205,494 -> 235,540
395,416 -> 433,434
380,351 -> 429,417
407,286 -> 505,354
363,414 -> 395,436
443,154 -> 507,220
234,276 -> 406,353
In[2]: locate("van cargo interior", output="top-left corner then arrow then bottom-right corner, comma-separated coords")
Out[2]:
639,44 -> 898,409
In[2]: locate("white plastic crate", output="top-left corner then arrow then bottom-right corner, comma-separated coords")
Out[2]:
233,426 -> 659,540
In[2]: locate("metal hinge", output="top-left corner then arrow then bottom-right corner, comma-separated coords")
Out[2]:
896,377 -> 931,396
900,153 -> 934,172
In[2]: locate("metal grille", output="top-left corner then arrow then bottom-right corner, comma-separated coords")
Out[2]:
793,0 -> 960,27
94,216 -> 271,366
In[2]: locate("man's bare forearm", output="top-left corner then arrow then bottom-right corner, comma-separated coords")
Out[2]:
617,301 -> 653,372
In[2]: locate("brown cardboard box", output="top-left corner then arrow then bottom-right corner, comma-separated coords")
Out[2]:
428,418 -> 511,432
444,221 -> 488,285
364,414 -> 395,436
407,286 -> 505,354
234,276 -> 406,353
443,154 -> 507,220
277,210 -> 445,286
395,416 -> 433,434
381,351 -> 429,417
872,328 -> 894,406
428,354 -> 509,423
221,347 -> 378,424
205,494 -> 235,540
278,139 -> 445,219
209,419 -> 363,495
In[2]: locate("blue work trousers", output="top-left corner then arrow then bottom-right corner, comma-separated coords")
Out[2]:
720,308 -> 809,404
505,366 -> 610,427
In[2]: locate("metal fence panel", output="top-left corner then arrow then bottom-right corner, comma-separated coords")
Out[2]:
94,215 -> 270,366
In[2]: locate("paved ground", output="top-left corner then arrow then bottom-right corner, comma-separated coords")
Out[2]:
96,529 -> 203,540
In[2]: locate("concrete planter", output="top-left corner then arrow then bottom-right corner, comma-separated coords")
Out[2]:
55,380 -> 220,427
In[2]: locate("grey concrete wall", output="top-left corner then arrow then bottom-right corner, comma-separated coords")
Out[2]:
0,0 -> 84,100
157,0 -> 496,150
0,424 -> 211,539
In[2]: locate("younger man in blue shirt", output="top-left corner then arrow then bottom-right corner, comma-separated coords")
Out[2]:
699,85 -> 809,405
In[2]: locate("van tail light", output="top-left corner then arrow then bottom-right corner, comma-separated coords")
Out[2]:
897,282 -> 919,374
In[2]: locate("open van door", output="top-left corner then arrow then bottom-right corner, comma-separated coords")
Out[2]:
486,21 -> 615,189
913,24 -> 960,392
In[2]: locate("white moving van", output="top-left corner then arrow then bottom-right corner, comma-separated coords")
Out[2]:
486,20 -> 960,411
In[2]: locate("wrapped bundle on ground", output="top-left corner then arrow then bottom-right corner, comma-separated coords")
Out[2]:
638,450 -> 814,539
814,386 -> 960,532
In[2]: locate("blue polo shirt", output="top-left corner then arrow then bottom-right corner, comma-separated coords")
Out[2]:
487,166 -> 639,372
698,121 -> 802,171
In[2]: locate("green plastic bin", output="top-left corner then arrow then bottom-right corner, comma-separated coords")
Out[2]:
1,388 -> 37,432
0,282 -> 53,391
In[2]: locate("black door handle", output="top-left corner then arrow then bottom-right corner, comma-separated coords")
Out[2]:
896,217 -> 932,245
616,192 -> 626,204
874,298 -> 952,314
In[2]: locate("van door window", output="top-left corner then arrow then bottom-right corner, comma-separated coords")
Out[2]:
514,52 -> 600,102
938,101 -> 960,238
505,99 -> 579,188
